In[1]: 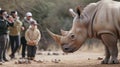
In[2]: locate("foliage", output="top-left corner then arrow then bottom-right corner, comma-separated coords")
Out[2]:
2,0 -> 118,50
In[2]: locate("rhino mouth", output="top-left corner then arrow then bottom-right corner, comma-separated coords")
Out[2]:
62,44 -> 77,53
63,47 -> 77,53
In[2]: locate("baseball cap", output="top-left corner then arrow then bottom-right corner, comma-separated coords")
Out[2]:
26,12 -> 32,17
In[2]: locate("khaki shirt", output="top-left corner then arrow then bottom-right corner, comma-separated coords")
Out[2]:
25,26 -> 41,46
9,19 -> 22,36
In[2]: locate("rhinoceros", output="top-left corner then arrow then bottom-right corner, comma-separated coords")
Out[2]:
47,0 -> 120,64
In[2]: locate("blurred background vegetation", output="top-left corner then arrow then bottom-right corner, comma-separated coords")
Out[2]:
0,0 -> 120,50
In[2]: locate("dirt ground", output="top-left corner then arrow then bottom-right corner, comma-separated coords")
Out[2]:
1,46 -> 120,67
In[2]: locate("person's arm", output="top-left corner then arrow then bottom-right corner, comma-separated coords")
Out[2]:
22,19 -> 26,30
33,29 -> 41,44
0,20 -> 5,28
0,20 -> 13,29
7,20 -> 14,27
25,29 -> 35,45
21,20 -> 25,30
16,20 -> 22,27
25,30 -> 31,42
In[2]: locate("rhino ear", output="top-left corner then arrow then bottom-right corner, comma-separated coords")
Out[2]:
69,8 -> 77,17
61,29 -> 69,36
76,6 -> 81,17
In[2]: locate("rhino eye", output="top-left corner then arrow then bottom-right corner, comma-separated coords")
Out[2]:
71,35 -> 75,38
70,34 -> 76,40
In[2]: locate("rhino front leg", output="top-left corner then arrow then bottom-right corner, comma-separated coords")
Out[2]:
101,45 -> 110,64
109,44 -> 119,64
101,33 -> 119,64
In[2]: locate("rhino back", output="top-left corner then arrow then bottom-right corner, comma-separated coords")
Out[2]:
92,0 -> 120,37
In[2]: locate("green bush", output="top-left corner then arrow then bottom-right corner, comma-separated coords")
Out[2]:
0,0 -> 103,50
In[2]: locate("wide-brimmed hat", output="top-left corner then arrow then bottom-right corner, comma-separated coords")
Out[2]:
30,20 -> 38,25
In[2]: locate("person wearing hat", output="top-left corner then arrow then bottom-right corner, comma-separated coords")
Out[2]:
0,10 -> 14,63
9,11 -> 23,59
25,20 -> 41,60
20,12 -> 35,59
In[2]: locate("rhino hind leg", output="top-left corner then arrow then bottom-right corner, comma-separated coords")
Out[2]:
101,33 -> 119,64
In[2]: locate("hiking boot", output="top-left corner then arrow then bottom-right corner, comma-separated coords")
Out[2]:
30,57 -> 35,60
27,57 -> 31,60
9,54 -> 15,59
0,59 -> 5,63
0,62 -> 2,65
3,58 -> 9,62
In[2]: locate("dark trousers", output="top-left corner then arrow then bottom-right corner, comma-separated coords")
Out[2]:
27,45 -> 37,57
0,34 -> 9,60
9,35 -> 20,56
21,36 -> 27,58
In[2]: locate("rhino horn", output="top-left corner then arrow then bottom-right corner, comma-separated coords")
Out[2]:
60,29 -> 69,36
46,28 -> 61,44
